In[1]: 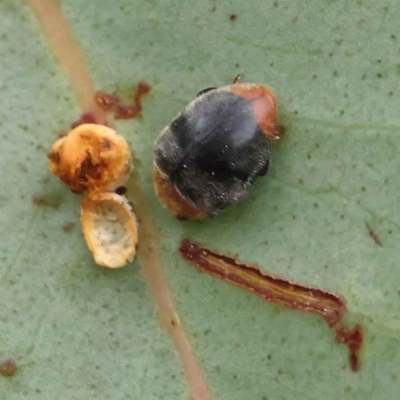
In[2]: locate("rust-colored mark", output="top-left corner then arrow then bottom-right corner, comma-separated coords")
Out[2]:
0,359 -> 18,377
62,222 -> 75,233
366,223 -> 382,247
71,112 -> 98,129
179,239 -> 364,372
96,81 -> 151,120
32,195 -> 62,208
28,0 -> 107,124
229,14 -> 238,21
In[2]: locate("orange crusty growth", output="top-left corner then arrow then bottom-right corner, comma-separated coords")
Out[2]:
48,123 -> 137,268
48,124 -> 132,194
81,192 -> 138,268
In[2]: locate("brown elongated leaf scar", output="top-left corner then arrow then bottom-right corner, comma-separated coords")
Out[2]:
366,223 -> 383,247
179,239 -> 364,372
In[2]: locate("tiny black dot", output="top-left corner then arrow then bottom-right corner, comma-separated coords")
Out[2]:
115,186 -> 127,195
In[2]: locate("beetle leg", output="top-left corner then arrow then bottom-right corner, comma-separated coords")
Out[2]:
232,74 -> 241,84
257,160 -> 270,177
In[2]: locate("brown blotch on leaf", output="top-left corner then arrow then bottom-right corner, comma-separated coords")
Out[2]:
62,222 -> 75,233
33,195 -> 62,208
0,359 -> 18,377
96,81 -> 151,120
71,112 -> 98,129
95,92 -> 119,111
179,239 -> 364,372
229,14 -> 238,21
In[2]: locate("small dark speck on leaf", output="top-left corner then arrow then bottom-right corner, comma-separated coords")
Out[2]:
62,222 -> 75,233
377,73 -> 383,78
391,34 -> 396,40
0,359 -> 18,377
389,91 -> 394,96
366,223 -> 383,247
33,195 -> 62,208
229,14 -> 238,21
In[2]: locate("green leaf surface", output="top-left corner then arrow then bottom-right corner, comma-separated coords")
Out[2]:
1,0 -> 399,399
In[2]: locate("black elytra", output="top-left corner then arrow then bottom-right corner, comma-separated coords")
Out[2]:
154,87 -> 273,215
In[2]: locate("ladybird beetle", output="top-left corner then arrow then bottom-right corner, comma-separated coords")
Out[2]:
153,82 -> 283,219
